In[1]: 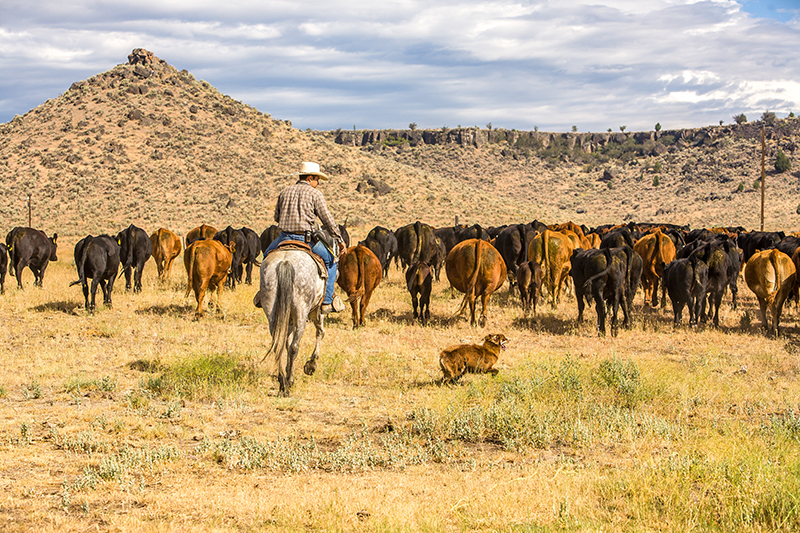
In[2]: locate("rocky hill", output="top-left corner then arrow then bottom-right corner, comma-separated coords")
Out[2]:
1,49 -> 799,239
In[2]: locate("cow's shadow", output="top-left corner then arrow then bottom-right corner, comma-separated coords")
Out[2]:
369,307 -> 463,328
31,300 -> 76,314
135,304 -> 194,316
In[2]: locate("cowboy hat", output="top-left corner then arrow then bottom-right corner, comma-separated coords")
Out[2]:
293,161 -> 329,181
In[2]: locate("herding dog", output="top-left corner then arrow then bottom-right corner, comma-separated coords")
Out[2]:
439,333 -> 508,383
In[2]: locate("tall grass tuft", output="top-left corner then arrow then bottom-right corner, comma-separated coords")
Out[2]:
140,352 -> 264,400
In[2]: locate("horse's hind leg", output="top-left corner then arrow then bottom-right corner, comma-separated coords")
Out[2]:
304,311 -> 325,376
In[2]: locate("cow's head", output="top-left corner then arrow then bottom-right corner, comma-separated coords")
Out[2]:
49,233 -> 58,261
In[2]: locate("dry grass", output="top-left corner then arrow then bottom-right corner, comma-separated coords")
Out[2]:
2,238 -> 800,532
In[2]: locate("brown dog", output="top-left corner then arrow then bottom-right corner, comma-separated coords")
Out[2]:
439,333 -> 508,383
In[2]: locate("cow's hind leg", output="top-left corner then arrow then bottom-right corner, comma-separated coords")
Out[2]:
90,278 -> 100,312
478,292 -> 489,328
134,265 -> 144,293
124,266 -> 133,291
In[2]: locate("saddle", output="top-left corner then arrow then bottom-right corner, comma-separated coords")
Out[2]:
268,240 -> 328,280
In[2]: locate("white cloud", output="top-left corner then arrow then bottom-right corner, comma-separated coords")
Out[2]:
0,0 -> 799,131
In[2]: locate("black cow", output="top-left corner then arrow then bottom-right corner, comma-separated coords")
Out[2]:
238,227 -> 261,285
663,256 -> 709,327
777,235 -> 800,260
339,221 -> 351,249
456,223 -> 490,243
689,239 -> 738,327
685,228 -> 715,244
494,223 -> 537,293
739,231 -> 784,263
0,243 -> 7,294
70,235 -> 121,311
600,228 -> 635,249
405,261 -> 432,325
664,229 -> 686,256
214,226 -> 245,289
678,234 -> 740,310
569,247 -> 631,336
5,227 -> 58,289
359,237 -> 389,278
260,225 -> 281,255
434,226 -> 460,260
395,221 -> 439,269
365,226 -> 398,276
116,224 -> 152,293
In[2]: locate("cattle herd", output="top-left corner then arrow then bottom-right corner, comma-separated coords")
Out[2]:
1,219 -> 798,337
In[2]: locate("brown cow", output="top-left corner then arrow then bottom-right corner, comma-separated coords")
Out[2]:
406,261 -> 432,326
337,245 -> 383,328
585,233 -> 602,249
445,238 -> 506,327
150,228 -> 182,282
633,229 -> 676,307
745,249 -> 796,334
549,221 -> 585,238
516,260 -> 543,316
528,229 -> 574,308
185,223 -> 217,246
184,239 -> 234,318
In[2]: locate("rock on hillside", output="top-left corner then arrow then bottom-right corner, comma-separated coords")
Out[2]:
1,49 -> 799,238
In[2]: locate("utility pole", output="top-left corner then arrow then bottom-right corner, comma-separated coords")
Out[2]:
761,126 -> 765,231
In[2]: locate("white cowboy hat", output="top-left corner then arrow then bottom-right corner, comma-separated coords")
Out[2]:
294,161 -> 329,181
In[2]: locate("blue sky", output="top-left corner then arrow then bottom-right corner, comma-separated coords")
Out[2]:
1,0 -> 798,133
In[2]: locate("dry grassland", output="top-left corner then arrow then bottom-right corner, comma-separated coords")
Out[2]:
2,238 -> 800,532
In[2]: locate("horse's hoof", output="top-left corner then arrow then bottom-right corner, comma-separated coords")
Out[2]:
303,360 -> 317,375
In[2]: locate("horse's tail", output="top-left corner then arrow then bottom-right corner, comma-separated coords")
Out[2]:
184,244 -> 195,298
455,239 -> 484,316
263,261 -> 294,368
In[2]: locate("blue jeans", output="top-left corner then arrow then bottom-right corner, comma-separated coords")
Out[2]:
265,232 -> 337,305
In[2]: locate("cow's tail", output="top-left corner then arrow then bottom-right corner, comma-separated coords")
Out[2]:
583,248 -> 614,292
540,229 -> 552,294
766,250 -> 785,307
184,245 -> 196,298
411,221 -> 422,265
262,261 -> 294,368
70,237 -> 93,287
654,229 -> 664,274
689,254 -> 703,294
455,239 -> 484,316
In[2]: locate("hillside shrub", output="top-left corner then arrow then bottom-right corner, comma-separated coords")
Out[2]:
734,113 -> 748,124
652,175 -> 660,186
655,122 -> 662,132
775,150 -> 791,173
762,110 -> 777,125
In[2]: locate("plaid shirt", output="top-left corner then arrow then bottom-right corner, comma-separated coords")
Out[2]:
274,180 -> 342,240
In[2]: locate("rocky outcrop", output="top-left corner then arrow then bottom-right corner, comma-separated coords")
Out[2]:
329,121 -> 800,156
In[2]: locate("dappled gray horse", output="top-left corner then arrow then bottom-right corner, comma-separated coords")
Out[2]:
255,248 -> 326,396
